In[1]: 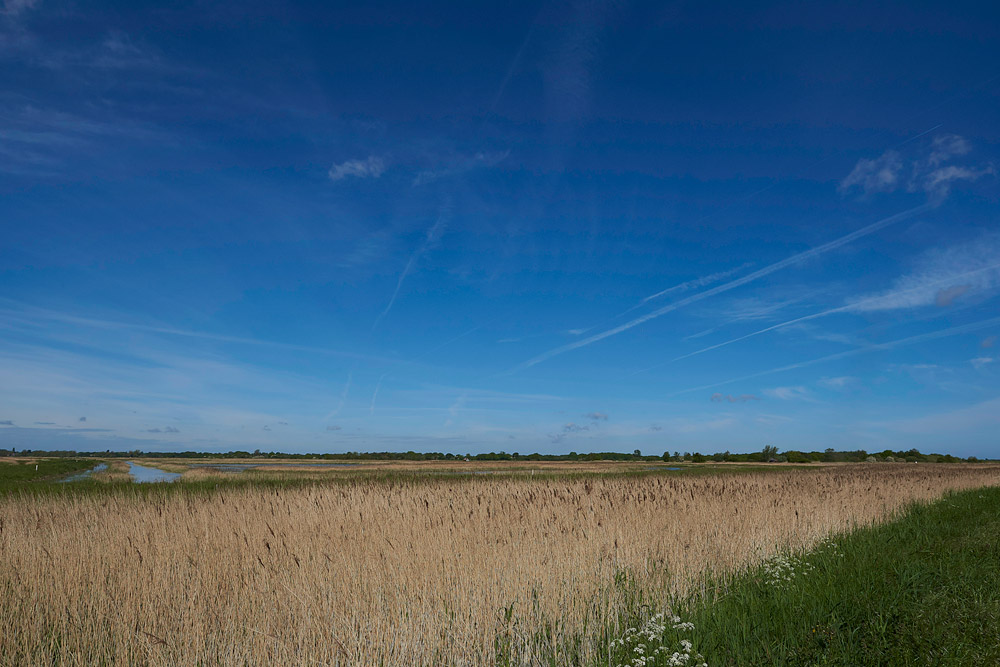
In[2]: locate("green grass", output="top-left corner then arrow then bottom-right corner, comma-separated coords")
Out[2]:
0,458 -> 98,491
606,485 -> 1000,666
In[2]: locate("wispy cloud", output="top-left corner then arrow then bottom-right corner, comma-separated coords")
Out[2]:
840,134 -> 994,201
511,205 -> 928,373
0,420 -> 13,426
328,155 -> 386,181
928,134 -> 971,167
920,164 -> 996,199
412,150 -> 508,186
584,411 -> 608,420
657,254 -> 1000,369
444,393 -> 467,427
2,0 -> 38,17
970,357 -> 994,370
0,103 -> 163,176
684,293 -> 811,340
839,151 -> 903,195
540,0 -> 615,124
670,315 -> 1000,398
763,386 -> 810,400
92,31 -> 165,70
847,235 -> 1000,312
818,376 -> 858,390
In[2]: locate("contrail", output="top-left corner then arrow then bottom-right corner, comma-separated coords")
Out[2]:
409,323 -> 484,363
373,203 -> 450,330
369,373 -> 387,416
325,372 -> 353,420
638,261 -> 1000,372
666,315 -> 1000,398
0,300 -> 394,363
510,204 -> 931,373
617,262 -> 755,317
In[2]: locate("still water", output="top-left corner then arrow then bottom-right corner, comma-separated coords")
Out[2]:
127,461 -> 182,483
59,463 -> 108,482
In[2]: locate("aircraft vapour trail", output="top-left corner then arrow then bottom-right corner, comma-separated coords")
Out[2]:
619,262 -> 754,316
666,315 -> 1000,398
373,205 -> 450,330
633,261 -> 1000,373
370,373 -> 387,415
510,204 -> 931,373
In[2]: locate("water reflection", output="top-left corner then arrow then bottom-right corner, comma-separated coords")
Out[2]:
127,461 -> 182,483
60,463 -> 108,483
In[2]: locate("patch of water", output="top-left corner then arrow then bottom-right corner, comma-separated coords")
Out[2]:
646,466 -> 684,471
127,461 -> 182,483
59,463 -> 108,483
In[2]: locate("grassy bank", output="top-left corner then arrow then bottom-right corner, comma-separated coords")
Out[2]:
0,457 -> 97,491
608,485 -> 1000,666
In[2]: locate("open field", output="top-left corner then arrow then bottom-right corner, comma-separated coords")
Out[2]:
1,463 -> 998,665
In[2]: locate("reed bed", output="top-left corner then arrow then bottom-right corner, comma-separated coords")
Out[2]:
1,464 -> 997,665
90,460 -> 134,484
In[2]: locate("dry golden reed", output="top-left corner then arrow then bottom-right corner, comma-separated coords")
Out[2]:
1,464 -> 997,665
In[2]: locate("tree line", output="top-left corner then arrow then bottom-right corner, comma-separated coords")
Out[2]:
0,446 -> 983,463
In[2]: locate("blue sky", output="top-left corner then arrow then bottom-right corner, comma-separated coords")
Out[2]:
1,1 -> 998,457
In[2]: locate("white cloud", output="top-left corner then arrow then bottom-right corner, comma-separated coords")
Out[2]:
970,357 -> 994,370
839,150 -> 902,195
920,164 -> 995,199
928,134 -> 971,167
840,134 -> 994,201
818,376 -> 858,390
328,155 -> 385,181
763,386 -> 810,400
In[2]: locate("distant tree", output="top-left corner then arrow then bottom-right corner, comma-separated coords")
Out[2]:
633,449 -> 642,458
761,445 -> 779,462
691,452 -> 706,463
662,451 -> 670,462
